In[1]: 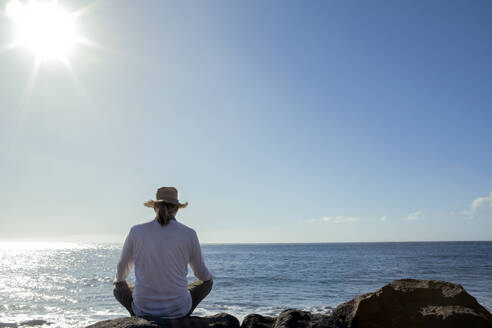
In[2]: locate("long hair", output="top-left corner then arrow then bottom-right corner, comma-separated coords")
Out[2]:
155,202 -> 179,226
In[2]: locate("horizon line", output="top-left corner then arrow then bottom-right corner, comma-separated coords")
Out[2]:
1,239 -> 491,245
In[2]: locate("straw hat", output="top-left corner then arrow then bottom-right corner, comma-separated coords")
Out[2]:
144,187 -> 189,208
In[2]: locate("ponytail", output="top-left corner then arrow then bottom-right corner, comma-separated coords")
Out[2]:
156,203 -> 178,226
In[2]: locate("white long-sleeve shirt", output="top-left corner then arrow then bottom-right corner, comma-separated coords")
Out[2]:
115,218 -> 212,318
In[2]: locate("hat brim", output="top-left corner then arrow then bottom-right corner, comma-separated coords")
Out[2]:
144,199 -> 188,208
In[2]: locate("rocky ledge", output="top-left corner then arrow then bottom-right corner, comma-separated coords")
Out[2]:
87,279 -> 492,328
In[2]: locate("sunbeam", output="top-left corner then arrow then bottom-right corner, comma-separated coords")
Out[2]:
21,56 -> 41,104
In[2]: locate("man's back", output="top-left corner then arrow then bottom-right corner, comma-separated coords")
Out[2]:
116,219 -> 212,318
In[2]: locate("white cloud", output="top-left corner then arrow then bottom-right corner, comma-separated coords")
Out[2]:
332,216 -> 360,223
305,217 -> 329,223
306,216 -> 360,224
406,210 -> 422,221
380,215 -> 388,221
464,191 -> 492,219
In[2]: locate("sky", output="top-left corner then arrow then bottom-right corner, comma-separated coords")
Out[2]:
0,0 -> 491,243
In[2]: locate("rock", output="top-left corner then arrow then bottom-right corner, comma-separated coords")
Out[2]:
274,310 -> 335,328
86,313 -> 240,328
329,279 -> 492,328
86,317 -> 159,328
240,314 -> 275,328
240,310 -> 335,328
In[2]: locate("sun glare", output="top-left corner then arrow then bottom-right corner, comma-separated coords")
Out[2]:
5,0 -> 78,61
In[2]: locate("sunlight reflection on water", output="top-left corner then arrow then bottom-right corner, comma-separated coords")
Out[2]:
0,241 -> 89,250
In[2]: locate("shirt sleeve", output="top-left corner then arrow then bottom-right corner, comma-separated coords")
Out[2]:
115,228 -> 135,283
189,231 -> 212,281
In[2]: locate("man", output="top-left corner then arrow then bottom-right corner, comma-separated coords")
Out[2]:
113,187 -> 213,319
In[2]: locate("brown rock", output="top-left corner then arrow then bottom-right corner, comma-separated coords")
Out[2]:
86,313 -> 240,328
273,309 -> 335,328
86,317 -> 159,328
330,279 -> 492,328
240,314 -> 276,328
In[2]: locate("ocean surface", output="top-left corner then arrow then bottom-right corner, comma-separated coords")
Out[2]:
0,241 -> 491,327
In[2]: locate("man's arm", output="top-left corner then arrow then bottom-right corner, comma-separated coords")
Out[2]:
190,231 -> 212,281
115,228 -> 135,283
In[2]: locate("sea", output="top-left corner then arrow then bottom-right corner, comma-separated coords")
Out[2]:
0,241 -> 491,327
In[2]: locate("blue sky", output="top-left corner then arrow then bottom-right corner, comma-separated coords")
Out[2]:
0,0 -> 491,243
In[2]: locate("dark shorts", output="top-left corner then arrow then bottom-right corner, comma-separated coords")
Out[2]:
113,279 -> 213,317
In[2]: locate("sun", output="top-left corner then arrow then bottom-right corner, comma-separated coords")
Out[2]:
5,0 -> 79,61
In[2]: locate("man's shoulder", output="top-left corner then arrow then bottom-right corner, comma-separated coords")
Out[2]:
130,219 -> 156,233
172,220 -> 196,235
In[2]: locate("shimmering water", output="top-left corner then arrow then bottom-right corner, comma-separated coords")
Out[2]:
0,241 -> 491,327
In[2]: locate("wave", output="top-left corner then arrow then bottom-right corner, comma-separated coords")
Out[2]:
0,320 -> 50,328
